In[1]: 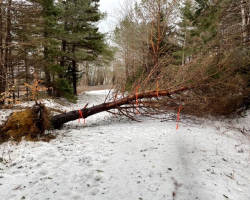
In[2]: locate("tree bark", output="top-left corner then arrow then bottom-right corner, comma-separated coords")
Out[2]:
59,40 -> 66,78
44,31 -> 52,95
0,1 -> 6,104
51,86 -> 189,129
59,21 -> 67,78
72,44 -> 77,95
5,0 -> 12,82
241,0 -> 250,44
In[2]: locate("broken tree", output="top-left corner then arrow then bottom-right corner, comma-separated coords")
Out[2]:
51,86 -> 189,129
0,87 -> 189,142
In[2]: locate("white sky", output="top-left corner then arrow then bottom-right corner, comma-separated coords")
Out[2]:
98,0 -> 126,33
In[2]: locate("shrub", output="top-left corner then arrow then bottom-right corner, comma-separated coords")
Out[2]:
54,78 -> 77,102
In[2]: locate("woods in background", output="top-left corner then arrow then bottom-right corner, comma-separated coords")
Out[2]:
0,0 -> 114,102
112,0 -> 250,115
1,0 -> 250,141
0,0 -> 250,116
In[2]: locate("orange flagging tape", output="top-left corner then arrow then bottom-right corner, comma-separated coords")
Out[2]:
114,93 -> 118,117
136,86 -> 140,114
176,106 -> 183,130
157,79 -> 159,98
78,110 -> 85,124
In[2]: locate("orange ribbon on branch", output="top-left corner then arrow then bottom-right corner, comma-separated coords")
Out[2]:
136,86 -> 140,114
176,106 -> 183,130
157,79 -> 159,98
78,110 -> 85,124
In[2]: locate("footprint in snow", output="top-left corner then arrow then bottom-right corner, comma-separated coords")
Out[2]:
93,173 -> 103,181
90,187 -> 99,195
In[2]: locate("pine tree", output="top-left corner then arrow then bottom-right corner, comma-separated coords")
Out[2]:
175,0 -> 250,113
175,0 -> 198,65
56,0 -> 106,95
40,0 -> 60,94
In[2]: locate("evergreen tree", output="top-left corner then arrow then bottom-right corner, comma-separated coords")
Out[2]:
175,0 -> 250,113
175,0 -> 198,64
56,0 -> 107,95
41,0 -> 60,94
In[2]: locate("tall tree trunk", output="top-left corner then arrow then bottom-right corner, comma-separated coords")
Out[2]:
4,0 -> 12,89
44,51 -> 52,95
25,55 -> 28,83
150,19 -> 160,77
182,25 -> 187,67
0,1 -> 6,104
72,59 -> 77,95
241,0 -> 250,44
72,44 -> 77,95
44,32 -> 52,95
85,62 -> 90,86
59,40 -> 66,78
60,20 -> 67,79
125,48 -> 129,81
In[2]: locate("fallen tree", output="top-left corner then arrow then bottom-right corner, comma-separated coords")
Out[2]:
1,45 -> 250,143
51,86 -> 189,129
0,86 -> 189,143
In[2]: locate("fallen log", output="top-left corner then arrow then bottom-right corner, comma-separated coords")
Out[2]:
51,86 -> 189,129
0,86 -> 189,142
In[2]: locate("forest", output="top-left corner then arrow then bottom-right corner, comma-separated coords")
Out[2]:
0,0 -> 250,136
111,0 -> 250,116
0,0 -> 114,101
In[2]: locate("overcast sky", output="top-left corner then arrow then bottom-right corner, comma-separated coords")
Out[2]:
98,0 -> 125,33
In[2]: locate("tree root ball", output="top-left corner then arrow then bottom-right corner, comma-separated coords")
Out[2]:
0,103 -> 51,143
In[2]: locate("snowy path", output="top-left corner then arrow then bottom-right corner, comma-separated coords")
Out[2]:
0,90 -> 250,200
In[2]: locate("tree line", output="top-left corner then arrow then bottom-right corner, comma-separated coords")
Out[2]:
0,0 -> 113,103
112,0 -> 250,115
1,0 -> 250,116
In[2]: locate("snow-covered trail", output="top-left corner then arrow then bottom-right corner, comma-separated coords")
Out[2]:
0,90 -> 250,200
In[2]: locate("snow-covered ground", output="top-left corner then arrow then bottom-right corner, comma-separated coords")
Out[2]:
0,90 -> 250,200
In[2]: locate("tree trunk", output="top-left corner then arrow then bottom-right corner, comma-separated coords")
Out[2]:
44,63 -> 52,95
72,59 -> 77,95
125,48 -> 129,81
59,40 -> 67,78
182,25 -> 187,67
0,86 -> 189,142
241,0 -> 250,44
72,45 -> 77,95
44,31 -> 52,95
85,62 -> 90,86
25,56 -> 29,83
2,0 -> 12,96
51,86 -> 189,129
0,1 -> 6,104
